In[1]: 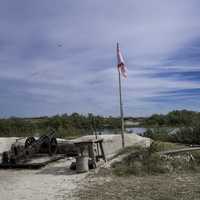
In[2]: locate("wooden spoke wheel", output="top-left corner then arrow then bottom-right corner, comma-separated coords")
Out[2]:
39,136 -> 50,154
49,137 -> 58,155
39,136 -> 57,155
2,152 -> 9,164
25,137 -> 36,148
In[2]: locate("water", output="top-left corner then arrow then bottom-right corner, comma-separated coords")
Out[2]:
100,127 -> 178,136
126,127 -> 147,135
97,127 -> 147,135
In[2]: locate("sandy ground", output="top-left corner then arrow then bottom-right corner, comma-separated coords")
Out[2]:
0,134 -> 151,200
0,137 -> 19,153
0,158 -> 86,200
72,133 -> 151,156
0,137 -> 86,200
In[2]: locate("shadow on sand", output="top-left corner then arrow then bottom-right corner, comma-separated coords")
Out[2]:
37,161 -> 77,175
37,165 -> 77,176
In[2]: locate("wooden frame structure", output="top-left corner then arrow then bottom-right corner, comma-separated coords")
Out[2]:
74,138 -> 106,168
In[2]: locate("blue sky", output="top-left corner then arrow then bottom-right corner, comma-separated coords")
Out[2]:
0,0 -> 200,117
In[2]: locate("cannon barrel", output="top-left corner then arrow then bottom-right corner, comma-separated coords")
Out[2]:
1,129 -> 58,164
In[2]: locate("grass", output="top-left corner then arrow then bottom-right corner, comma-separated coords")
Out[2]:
148,141 -> 186,152
112,141 -> 200,176
115,141 -> 185,157
75,141 -> 200,200
72,142 -> 200,200
77,172 -> 200,200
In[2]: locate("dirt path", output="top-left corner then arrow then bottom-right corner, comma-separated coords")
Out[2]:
0,158 -> 86,200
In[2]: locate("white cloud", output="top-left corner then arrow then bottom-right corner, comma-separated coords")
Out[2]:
0,0 -> 200,116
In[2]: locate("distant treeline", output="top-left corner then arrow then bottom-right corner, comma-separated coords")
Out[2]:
0,113 -> 120,138
144,126 -> 200,145
1,109 -> 200,139
143,110 -> 200,144
143,110 -> 200,127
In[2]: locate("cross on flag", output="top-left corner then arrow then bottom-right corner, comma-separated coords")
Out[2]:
117,43 -> 127,78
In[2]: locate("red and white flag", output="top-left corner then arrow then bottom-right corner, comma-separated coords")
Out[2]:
117,43 -> 127,78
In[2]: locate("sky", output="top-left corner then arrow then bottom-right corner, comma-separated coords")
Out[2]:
0,0 -> 200,117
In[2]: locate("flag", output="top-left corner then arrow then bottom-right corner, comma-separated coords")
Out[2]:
117,43 -> 127,78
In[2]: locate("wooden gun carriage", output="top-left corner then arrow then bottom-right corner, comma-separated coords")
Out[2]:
70,138 -> 106,172
1,129 -> 58,165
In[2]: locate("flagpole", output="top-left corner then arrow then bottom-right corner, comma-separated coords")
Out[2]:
118,68 -> 125,148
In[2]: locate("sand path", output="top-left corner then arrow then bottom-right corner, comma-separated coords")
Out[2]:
0,158 -> 86,200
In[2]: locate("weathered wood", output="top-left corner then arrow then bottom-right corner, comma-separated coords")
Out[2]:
0,155 -> 65,169
99,140 -> 106,162
160,147 -> 200,155
1,130 -> 58,164
73,138 -> 106,170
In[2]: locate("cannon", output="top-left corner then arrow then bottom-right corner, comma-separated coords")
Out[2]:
2,129 -> 58,164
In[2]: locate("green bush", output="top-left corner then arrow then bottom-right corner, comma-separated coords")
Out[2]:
112,142 -> 199,176
143,128 -> 173,142
0,113 -> 120,138
172,126 -> 200,144
144,125 -> 200,145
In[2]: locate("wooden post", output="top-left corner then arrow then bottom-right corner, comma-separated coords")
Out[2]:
118,69 -> 125,148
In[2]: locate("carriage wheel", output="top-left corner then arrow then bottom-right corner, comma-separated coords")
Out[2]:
49,137 -> 58,155
2,152 -> 9,164
39,136 -> 50,154
25,137 -> 36,147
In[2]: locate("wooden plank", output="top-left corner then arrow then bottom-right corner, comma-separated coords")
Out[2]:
99,141 -> 106,162
0,155 -> 65,169
74,138 -> 103,145
160,147 -> 200,155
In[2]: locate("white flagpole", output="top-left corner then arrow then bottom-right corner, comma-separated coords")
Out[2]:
118,68 -> 125,148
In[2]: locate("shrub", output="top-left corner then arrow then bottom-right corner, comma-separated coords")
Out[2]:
112,142 -> 200,176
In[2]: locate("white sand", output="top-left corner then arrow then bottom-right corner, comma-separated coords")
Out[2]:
0,137 -> 19,153
0,158 -> 86,200
72,133 -> 151,156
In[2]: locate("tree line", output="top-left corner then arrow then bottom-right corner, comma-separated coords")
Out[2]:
143,110 -> 199,127
143,110 -> 200,144
0,113 -> 121,138
1,109 -> 200,143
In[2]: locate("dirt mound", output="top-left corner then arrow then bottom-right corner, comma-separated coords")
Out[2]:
72,134 -> 151,156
